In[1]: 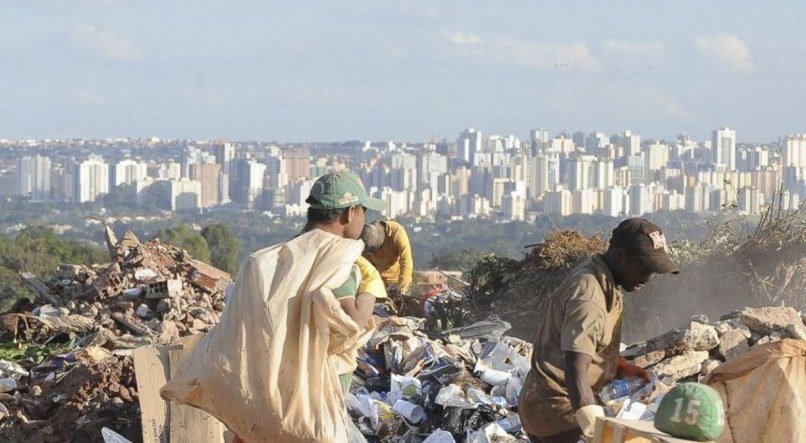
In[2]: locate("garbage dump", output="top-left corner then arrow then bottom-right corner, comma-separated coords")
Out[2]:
346,315 -> 530,442
0,221 -> 804,442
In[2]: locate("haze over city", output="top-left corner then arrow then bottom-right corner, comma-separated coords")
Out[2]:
3,0 -> 806,142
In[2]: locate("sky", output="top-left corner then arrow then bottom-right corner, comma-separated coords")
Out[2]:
2,0 -> 806,143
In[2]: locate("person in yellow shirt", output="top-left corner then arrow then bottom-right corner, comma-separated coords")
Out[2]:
331,255 -> 387,393
360,220 -> 413,294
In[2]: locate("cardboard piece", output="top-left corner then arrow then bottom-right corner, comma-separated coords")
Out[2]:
133,335 -> 226,443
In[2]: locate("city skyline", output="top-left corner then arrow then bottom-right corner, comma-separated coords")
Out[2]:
3,1 -> 806,142
5,125 -> 805,221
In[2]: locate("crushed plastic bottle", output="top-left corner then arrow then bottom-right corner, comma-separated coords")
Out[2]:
497,413 -> 522,433
599,376 -> 645,403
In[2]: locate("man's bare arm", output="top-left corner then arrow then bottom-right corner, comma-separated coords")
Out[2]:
338,292 -> 375,328
565,351 -> 596,410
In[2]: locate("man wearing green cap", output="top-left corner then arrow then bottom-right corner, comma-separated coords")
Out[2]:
303,170 -> 389,395
519,218 -> 679,443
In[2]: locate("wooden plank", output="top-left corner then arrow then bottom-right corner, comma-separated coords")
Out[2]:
133,345 -> 173,443
167,334 -> 226,443
594,417 -> 713,443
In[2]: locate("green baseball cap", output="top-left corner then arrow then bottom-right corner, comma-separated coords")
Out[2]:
306,170 -> 386,212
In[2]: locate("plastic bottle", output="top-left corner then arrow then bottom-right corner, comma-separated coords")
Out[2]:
497,413 -> 522,433
599,377 -> 644,403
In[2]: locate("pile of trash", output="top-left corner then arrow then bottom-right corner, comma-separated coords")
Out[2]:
0,225 -> 232,442
343,305 -> 806,442
8,226 -> 231,349
347,315 -> 530,442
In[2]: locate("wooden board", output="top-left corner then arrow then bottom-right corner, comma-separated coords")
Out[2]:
168,335 -> 226,443
593,417 -> 713,443
132,344 -> 173,443
133,335 -> 227,443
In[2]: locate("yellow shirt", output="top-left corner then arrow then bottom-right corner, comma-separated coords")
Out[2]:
518,255 -> 623,437
363,220 -> 413,293
331,256 -> 387,377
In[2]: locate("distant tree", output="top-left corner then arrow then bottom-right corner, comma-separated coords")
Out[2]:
201,223 -> 241,274
0,227 -> 107,311
429,248 -> 486,271
153,225 -> 211,263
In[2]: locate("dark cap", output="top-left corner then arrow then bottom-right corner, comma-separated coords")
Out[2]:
610,218 -> 680,275
360,221 -> 386,253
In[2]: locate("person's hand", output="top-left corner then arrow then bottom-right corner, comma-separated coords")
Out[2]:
575,404 -> 604,440
617,356 -> 650,382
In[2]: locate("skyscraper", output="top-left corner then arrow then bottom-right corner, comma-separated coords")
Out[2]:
712,127 -> 737,171
458,128 -> 483,164
189,162 -> 222,207
16,155 -> 51,200
73,156 -> 109,203
283,147 -> 311,183
113,159 -> 148,187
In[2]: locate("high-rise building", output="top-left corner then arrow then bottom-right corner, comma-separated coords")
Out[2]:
73,156 -> 109,203
621,130 -> 641,156
458,128 -> 483,164
544,187 -> 573,216
16,155 -> 51,200
417,152 -> 448,192
593,159 -> 614,189
169,178 -> 202,211
179,146 -> 201,179
234,159 -> 266,209
572,189 -> 598,214
783,134 -> 806,169
214,142 -> 236,201
626,155 -> 646,184
628,184 -> 653,216
645,143 -> 670,174
188,163 -> 221,207
502,190 -> 527,221
567,155 -> 596,191
603,187 -> 628,217
712,127 -> 737,171
113,159 -> 148,187
283,147 -> 311,183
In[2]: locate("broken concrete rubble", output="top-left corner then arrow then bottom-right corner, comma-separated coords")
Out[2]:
6,229 -> 231,348
627,305 -> 805,387
717,329 -> 750,360
739,306 -> 802,336
650,350 -> 709,382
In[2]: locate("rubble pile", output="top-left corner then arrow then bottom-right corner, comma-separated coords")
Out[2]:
7,227 -> 231,349
0,350 -> 139,442
624,306 -> 806,384
348,315 -> 530,442
0,226 -> 232,442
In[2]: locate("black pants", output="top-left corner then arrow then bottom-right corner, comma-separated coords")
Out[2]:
527,428 -> 583,443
